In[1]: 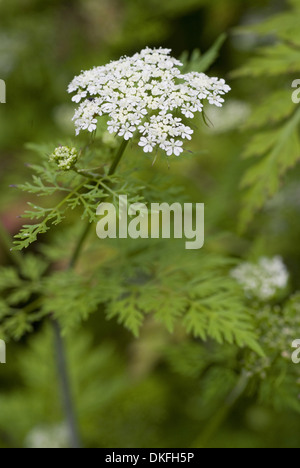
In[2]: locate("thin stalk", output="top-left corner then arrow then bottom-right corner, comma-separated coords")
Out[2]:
108,139 -> 129,176
68,221 -> 92,270
192,371 -> 249,448
52,319 -> 81,448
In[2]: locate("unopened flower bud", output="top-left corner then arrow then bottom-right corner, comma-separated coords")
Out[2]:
50,146 -> 79,171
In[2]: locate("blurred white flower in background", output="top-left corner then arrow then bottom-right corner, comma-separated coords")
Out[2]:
231,10 -> 276,52
203,99 -> 251,134
231,256 -> 289,301
53,105 -> 76,133
68,47 -> 230,157
0,33 -> 23,75
25,423 -> 70,449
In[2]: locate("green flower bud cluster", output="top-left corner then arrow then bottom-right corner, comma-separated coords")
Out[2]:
50,146 -> 79,171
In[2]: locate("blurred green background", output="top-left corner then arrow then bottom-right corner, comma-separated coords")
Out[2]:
1,0 -> 300,449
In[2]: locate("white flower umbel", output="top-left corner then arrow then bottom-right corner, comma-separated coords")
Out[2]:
68,48 -> 230,157
231,256 -> 289,301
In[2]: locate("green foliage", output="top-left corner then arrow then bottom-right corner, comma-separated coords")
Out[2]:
98,245 -> 260,351
233,0 -> 300,229
13,143 -> 145,250
181,34 -> 227,74
164,293 -> 300,421
240,108 -> 300,228
0,326 -> 131,447
6,230 -> 262,353
244,295 -> 300,413
1,0 -> 300,450
0,255 -> 48,340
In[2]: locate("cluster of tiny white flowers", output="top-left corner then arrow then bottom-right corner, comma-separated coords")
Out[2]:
49,146 -> 79,171
231,256 -> 289,301
68,48 -> 230,157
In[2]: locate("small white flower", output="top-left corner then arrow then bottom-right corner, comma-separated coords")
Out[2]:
163,139 -> 183,157
138,137 -> 154,153
208,95 -> 225,107
118,122 -> 136,140
72,91 -> 87,103
181,126 -> 194,140
107,121 -> 120,134
182,108 -> 195,119
88,121 -> 97,132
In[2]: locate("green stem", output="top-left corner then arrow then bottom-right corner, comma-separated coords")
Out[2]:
68,222 -> 92,270
108,139 -> 129,176
192,371 -> 249,448
73,168 -> 98,179
52,319 -> 81,448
